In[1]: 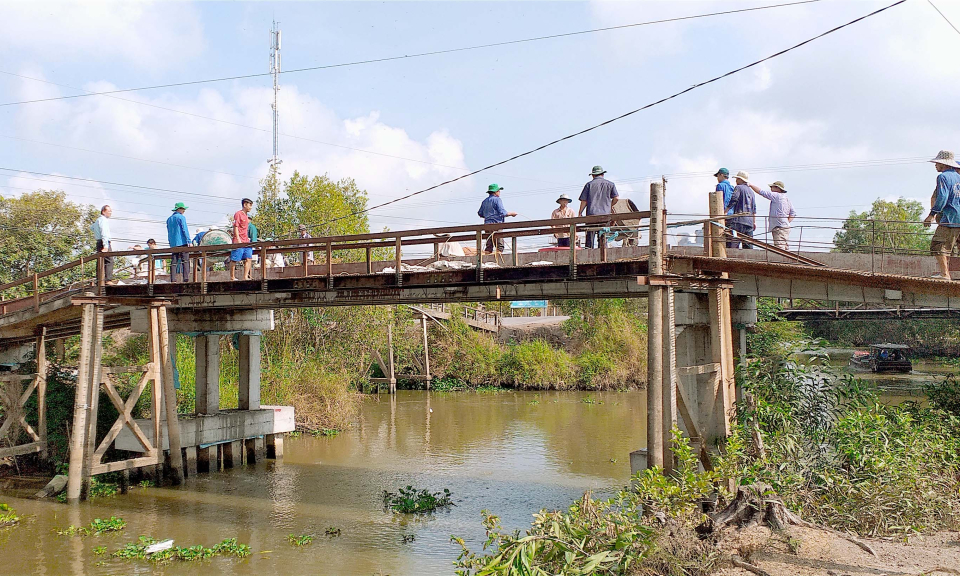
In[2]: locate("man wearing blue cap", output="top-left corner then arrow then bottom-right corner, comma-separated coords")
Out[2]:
478,184 -> 517,254
714,168 -> 734,216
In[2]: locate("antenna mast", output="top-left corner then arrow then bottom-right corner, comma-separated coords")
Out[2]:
269,21 -> 282,169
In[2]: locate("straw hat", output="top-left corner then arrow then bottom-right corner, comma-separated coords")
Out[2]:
930,150 -> 960,169
769,180 -> 787,192
734,170 -> 750,182
556,193 -> 572,204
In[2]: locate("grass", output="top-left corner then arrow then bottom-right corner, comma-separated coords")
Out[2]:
383,486 -> 453,514
0,504 -> 19,528
287,534 -> 314,547
111,536 -> 251,563
58,516 -> 126,536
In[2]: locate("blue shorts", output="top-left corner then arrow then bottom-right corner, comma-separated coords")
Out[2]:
230,247 -> 253,262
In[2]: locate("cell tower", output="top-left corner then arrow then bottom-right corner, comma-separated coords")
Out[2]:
268,21 -> 282,169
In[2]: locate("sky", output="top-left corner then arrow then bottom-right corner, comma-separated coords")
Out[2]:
1,0 -> 960,252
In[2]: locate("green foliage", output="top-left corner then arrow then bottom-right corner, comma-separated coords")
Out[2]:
926,374 -> 960,416
255,168 -> 370,241
500,340 -> 575,390
93,546 -> 107,556
0,189 -> 98,294
383,486 -> 453,514
111,536 -> 251,563
563,299 -> 648,389
0,503 -> 19,528
832,197 -> 930,254
431,314 -> 504,387
806,318 -> 960,357
287,533 -> 314,547
58,516 -> 126,536
747,299 -> 808,359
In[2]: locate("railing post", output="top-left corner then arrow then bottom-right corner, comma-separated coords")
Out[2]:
395,238 -> 403,287
301,249 -> 308,278
326,242 -> 334,289
365,246 -> 373,274
709,192 -> 727,259
259,246 -> 267,291
148,256 -> 155,297
870,219 -> 876,273
33,273 -> 39,312
599,232 -> 607,262
511,236 -> 519,266
476,230 -> 484,282
569,224 -> 577,279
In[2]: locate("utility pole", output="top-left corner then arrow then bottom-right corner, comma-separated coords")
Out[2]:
268,21 -> 282,170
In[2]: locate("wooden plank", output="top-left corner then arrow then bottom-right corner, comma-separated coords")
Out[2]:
91,455 -> 163,475
157,306 -> 184,484
0,375 -> 34,383
0,441 -> 43,458
101,366 -> 148,375
677,363 -> 721,376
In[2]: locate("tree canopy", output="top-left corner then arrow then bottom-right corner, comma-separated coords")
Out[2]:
0,190 -> 98,287
254,169 -> 371,240
832,197 -> 930,254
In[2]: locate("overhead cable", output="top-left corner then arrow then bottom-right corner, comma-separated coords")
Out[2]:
0,0 -> 819,107
307,0 -> 906,233
927,0 -> 960,37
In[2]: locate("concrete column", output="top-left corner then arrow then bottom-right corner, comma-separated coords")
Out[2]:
266,433 -> 283,460
238,334 -> 261,410
244,437 -> 264,464
223,440 -> 243,468
196,445 -> 216,473
195,335 -> 220,415
184,446 -> 198,477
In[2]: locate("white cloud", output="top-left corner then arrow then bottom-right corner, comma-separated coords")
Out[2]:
0,1 -> 205,70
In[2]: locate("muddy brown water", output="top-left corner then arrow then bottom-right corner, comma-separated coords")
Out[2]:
0,390 -> 647,575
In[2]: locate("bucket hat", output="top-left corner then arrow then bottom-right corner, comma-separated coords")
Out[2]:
172,202 -> 188,211
590,165 -> 606,176
769,180 -> 787,192
487,183 -> 503,193
734,171 -> 750,182
556,193 -> 572,204
714,167 -> 730,177
930,150 -> 960,169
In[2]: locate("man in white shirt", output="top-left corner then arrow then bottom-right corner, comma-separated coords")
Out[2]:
90,205 -> 114,283
551,194 -> 576,247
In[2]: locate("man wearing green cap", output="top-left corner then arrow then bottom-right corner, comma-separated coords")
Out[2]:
166,202 -> 190,282
578,166 -> 619,249
478,184 -> 517,253
714,168 -> 734,216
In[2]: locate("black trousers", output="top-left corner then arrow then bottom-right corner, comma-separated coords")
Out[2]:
96,239 -> 114,281
171,252 -> 190,282
484,236 -> 504,254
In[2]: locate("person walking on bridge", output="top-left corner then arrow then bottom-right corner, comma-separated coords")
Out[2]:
724,171 -> 757,249
90,205 -> 115,284
578,165 -> 619,249
748,180 -> 795,250
231,198 -> 255,281
478,184 -> 517,254
923,150 -> 960,279
166,202 -> 191,282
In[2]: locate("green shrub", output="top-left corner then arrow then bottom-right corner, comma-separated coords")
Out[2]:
383,486 -> 453,513
0,504 -> 19,528
501,340 -> 575,390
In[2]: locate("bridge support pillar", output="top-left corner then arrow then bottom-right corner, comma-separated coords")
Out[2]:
66,303 -> 103,502
195,335 -> 220,415
238,334 -> 261,410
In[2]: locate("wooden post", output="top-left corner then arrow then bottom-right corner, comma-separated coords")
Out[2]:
646,181 -> 665,470
301,250 -> 308,277
705,191 -> 736,455
157,306 -> 185,485
421,316 -> 431,389
259,245 -> 267,287
511,236 -> 519,267
709,192 -> 727,259
366,247 -> 373,274
599,233 -> 607,262
326,242 -> 333,289
33,273 -> 39,312
81,305 -> 104,498
395,238 -> 402,287
148,257 -> 156,296
36,328 -> 47,460
662,286 -> 678,473
569,224 -> 577,279
67,303 -> 100,502
476,230 -> 484,282
387,321 -> 396,394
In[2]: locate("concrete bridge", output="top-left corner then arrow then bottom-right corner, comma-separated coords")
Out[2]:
1,184 -> 958,500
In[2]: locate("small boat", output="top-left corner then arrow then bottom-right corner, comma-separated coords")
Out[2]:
849,344 -> 912,373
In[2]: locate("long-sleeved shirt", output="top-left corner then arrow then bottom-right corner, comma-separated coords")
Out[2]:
90,215 -> 111,243
551,205 -> 575,238
754,188 -> 796,230
166,212 -> 190,247
478,195 -> 508,224
579,177 -> 619,216
929,168 -> 960,227
716,180 -> 734,216
724,184 -> 757,230
192,231 -> 206,246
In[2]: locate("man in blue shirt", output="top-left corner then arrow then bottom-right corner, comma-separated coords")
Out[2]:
578,165 -> 619,249
714,168 -> 734,216
478,184 -> 517,254
923,150 -> 960,279
724,171 -> 757,249
90,205 -> 114,283
166,202 -> 191,282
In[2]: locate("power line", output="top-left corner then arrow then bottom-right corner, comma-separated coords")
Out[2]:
0,0 -> 819,108
927,0 -> 960,37
307,0 -> 906,233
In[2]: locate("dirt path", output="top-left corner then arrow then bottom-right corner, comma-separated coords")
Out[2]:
716,526 -> 960,576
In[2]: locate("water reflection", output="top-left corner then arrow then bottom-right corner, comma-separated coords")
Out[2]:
2,390 -> 646,576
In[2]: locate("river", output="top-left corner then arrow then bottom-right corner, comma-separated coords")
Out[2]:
0,390 -> 646,575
